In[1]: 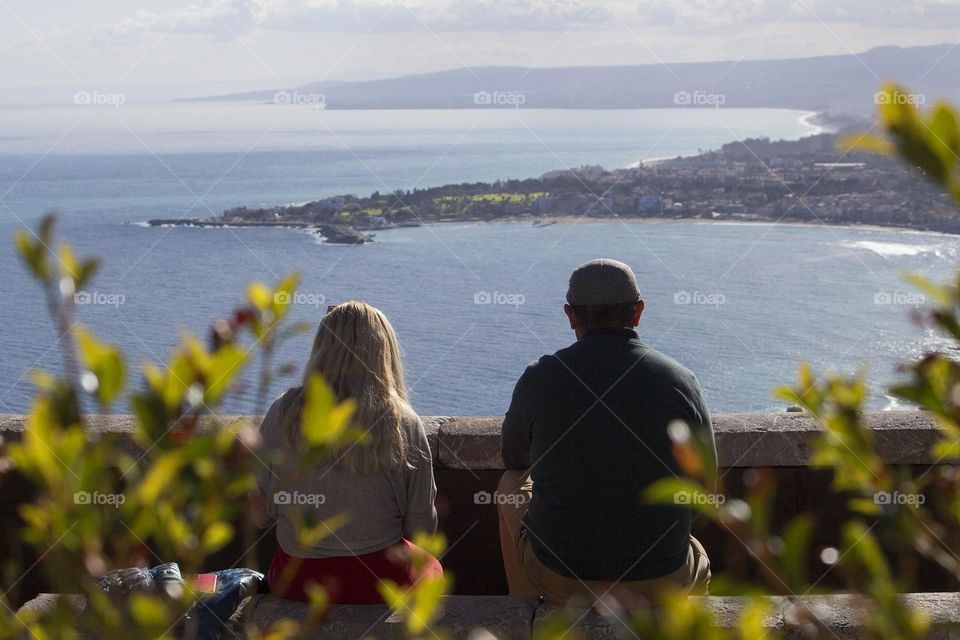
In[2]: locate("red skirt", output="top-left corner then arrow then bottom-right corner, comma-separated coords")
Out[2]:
267,539 -> 444,604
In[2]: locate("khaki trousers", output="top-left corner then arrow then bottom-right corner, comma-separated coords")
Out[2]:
497,469 -> 711,605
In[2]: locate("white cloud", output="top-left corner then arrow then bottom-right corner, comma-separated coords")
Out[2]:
1,0 -> 958,91
61,0 -> 960,38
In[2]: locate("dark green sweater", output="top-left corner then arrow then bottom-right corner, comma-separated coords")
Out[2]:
501,327 -> 715,582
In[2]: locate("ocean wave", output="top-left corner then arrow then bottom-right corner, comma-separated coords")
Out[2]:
298,227 -> 331,246
881,395 -> 917,411
843,240 -> 938,258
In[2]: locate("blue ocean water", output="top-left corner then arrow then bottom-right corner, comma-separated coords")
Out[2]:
1,103 -> 948,416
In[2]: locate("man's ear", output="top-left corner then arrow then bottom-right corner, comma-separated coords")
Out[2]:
631,300 -> 645,327
564,304 -> 577,331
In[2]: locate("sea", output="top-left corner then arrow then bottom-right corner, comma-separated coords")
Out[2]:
0,102 -> 951,416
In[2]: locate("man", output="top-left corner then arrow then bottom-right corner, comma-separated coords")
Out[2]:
498,258 -> 715,604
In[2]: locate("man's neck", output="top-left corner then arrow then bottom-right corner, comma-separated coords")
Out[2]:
578,326 -> 638,340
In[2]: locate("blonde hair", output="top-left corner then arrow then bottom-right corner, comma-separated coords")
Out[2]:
280,301 -> 409,473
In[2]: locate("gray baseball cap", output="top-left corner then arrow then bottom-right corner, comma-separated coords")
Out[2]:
566,259 -> 641,306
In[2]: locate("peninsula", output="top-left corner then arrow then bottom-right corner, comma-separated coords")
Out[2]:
146,130 -> 960,242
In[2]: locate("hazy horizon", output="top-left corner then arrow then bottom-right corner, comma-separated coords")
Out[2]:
2,0 -> 958,102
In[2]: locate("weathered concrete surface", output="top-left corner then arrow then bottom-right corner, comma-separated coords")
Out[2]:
419,417 -> 446,464
247,594 -> 538,639
21,593 -> 960,639
711,411 -> 941,468
438,417 -> 503,470
0,411 -> 942,469
534,593 -> 960,639
247,596 -> 403,639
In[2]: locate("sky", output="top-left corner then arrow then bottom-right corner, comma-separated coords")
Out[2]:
1,0 -> 958,101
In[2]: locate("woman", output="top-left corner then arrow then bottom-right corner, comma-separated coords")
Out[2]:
250,301 -> 442,604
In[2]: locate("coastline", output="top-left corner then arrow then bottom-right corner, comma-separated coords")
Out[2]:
798,111 -> 829,136
386,215 -> 960,238
138,215 -> 960,244
142,118 -> 947,243
625,108 -> 827,169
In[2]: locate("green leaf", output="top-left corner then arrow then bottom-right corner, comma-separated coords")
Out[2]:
201,521 -> 233,552
294,512 -> 350,548
273,273 -> 299,319
75,326 -> 126,406
902,272 -> 950,306
377,579 -> 407,613
643,477 -> 724,518
848,497 -> 883,516
205,344 -> 248,402
247,282 -> 273,311
839,132 -> 893,156
842,521 -> 890,586
779,514 -> 814,587
138,451 -> 186,504
412,532 -> 447,559
128,592 -> 169,629
405,574 -> 448,636
301,374 -> 356,448
928,102 -> 960,172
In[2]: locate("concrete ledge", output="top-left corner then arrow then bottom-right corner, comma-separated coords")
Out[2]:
0,411 -> 942,469
536,593 -> 960,639
247,594 -> 537,639
20,593 -> 960,639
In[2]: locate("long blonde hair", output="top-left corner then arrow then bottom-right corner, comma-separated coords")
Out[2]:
280,301 -> 410,473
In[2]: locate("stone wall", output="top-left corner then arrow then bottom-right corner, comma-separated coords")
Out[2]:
20,592 -> 960,639
0,412 -> 951,605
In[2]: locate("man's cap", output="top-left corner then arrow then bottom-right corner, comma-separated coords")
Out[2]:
566,259 -> 641,306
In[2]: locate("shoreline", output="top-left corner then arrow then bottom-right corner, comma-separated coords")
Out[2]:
138,215 -> 960,241
798,111 -> 830,136
624,109 -> 827,169
414,215 -> 960,237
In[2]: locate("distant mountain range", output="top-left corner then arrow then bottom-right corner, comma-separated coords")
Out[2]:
181,44 -> 959,114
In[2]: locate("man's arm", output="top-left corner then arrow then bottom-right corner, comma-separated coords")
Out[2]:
501,365 -> 537,469
691,377 -> 718,481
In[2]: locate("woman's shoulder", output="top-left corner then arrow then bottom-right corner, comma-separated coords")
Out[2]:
398,402 -> 424,432
397,403 -> 433,457
277,386 -> 302,412
260,387 -> 302,447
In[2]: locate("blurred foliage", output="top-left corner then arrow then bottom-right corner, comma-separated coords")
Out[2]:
623,85 -> 960,640
844,83 -> 960,206
2,215 -> 450,638
6,84 -> 960,639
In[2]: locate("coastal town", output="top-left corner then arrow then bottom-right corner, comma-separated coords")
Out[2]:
148,131 -> 960,243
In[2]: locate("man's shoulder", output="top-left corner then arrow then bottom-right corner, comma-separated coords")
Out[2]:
640,344 -> 696,375
636,345 -> 702,389
520,351 -> 565,379
521,341 -> 702,391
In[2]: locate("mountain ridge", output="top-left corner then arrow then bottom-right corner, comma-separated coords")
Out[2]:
179,43 -> 960,114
